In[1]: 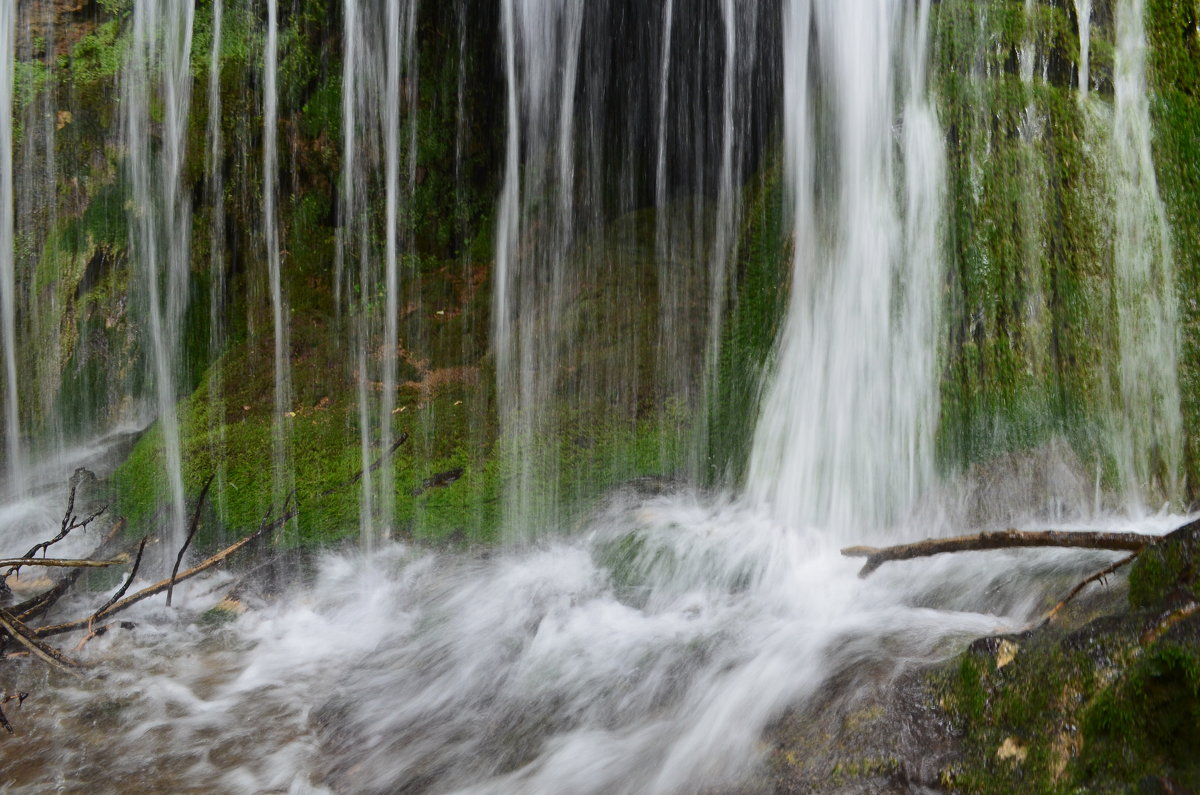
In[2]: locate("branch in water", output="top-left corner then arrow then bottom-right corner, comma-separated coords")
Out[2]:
37,496 -> 298,639
842,529 -> 1154,577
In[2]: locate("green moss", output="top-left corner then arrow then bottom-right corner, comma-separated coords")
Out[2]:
705,161 -> 788,486
112,354 -> 503,549
1146,0 -> 1200,500
932,0 -> 1115,482
1082,643 -> 1200,790
1128,520 -> 1200,609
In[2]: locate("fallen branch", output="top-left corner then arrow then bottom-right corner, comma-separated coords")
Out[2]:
0,608 -> 82,676
1037,553 -> 1138,627
37,496 -> 297,639
0,557 -> 125,569
1140,602 -> 1200,646
0,693 -> 24,735
89,537 -> 148,628
843,529 -> 1154,577
167,474 -> 215,607
13,518 -> 127,623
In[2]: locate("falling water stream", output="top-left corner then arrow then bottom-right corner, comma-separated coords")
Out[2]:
123,0 -> 196,550
0,1 -> 1192,792
1110,0 -> 1183,510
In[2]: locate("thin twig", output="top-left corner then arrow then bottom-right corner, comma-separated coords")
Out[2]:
8,474 -> 107,577
316,433 -> 410,499
167,475 -> 215,607
1037,553 -> 1138,627
14,518 -> 127,623
1140,602 -> 1200,646
89,537 -> 149,628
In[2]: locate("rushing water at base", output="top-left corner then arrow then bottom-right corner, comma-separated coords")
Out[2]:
4,484 -> 1179,794
0,0 -> 1194,791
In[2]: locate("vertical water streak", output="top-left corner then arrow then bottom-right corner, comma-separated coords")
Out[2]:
697,0 -> 754,460
378,0 -> 404,539
1075,0 -> 1092,98
339,0 -> 419,544
747,0 -> 944,536
206,0 -> 228,526
1111,0 -> 1182,508
124,0 -> 196,549
494,0 -> 585,539
654,0 -> 675,225
264,0 -> 294,522
0,3 -> 21,494
340,0 -> 374,541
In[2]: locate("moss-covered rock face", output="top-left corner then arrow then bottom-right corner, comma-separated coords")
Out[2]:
705,161 -> 789,487
934,521 -> 1200,793
931,0 -> 1116,487
1146,0 -> 1200,502
1128,518 -> 1200,609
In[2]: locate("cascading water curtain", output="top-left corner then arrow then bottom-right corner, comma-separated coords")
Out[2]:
1111,0 -> 1183,511
747,0 -> 944,538
654,0 -> 766,472
123,0 -> 195,550
337,0 -> 420,544
494,0 -> 585,540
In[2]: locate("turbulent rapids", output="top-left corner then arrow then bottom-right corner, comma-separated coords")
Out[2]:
1,0 -> 1197,792
6,475 -> 1179,794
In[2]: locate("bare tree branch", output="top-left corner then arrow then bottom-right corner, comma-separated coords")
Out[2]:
0,608 -> 82,676
167,474 -> 215,607
842,529 -> 1154,577
37,498 -> 297,639
1037,553 -> 1139,627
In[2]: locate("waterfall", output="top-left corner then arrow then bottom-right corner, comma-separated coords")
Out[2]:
494,0 -> 585,538
123,0 -> 196,548
747,0 -> 944,536
0,3 -> 21,495
378,0 -> 419,539
264,0 -> 295,529
1111,0 -> 1183,509
206,0 -> 228,526
338,0 -> 420,543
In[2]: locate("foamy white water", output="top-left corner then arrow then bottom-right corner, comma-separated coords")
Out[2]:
10,489 -> 1170,794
